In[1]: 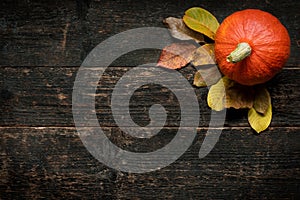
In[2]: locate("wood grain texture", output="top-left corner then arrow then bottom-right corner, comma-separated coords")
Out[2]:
0,127 -> 299,199
0,0 -> 299,66
0,0 -> 299,199
0,67 -> 300,127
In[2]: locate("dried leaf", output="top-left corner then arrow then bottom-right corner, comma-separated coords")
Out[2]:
183,7 -> 219,40
207,76 -> 228,111
253,87 -> 271,115
192,44 -> 220,87
226,81 -> 254,110
193,70 -> 206,87
208,76 -> 255,111
193,65 -> 221,87
164,17 -> 205,43
190,44 -> 215,66
248,102 -> 272,133
157,43 -> 197,69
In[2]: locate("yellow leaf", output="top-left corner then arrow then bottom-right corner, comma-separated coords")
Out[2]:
248,101 -> 272,133
208,76 -> 254,111
253,87 -> 271,115
183,7 -> 219,40
207,77 -> 228,111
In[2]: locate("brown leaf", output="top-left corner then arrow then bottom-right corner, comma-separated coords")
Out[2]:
226,83 -> 254,109
194,70 -> 207,87
225,79 -> 255,109
157,43 -> 197,69
208,76 -> 255,111
192,44 -> 221,87
190,44 -> 216,66
253,86 -> 271,115
164,17 -> 205,43
193,65 -> 221,87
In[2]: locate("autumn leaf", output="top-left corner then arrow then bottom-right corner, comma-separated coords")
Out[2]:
183,7 -> 219,40
248,87 -> 272,133
157,42 -> 197,69
225,81 -> 254,110
248,102 -> 272,133
193,66 -> 221,87
207,76 -> 228,111
163,17 -> 205,43
253,86 -> 271,115
190,44 -> 215,66
207,76 -> 254,111
193,70 -> 206,87
191,44 -> 221,87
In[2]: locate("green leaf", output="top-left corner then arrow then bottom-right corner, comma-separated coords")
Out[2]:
183,7 -> 219,40
248,101 -> 272,133
253,87 -> 271,115
163,17 -> 205,43
207,76 -> 255,111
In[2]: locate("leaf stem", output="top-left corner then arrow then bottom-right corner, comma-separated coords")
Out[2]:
226,42 -> 252,63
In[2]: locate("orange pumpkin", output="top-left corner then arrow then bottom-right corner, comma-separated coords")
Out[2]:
214,9 -> 290,85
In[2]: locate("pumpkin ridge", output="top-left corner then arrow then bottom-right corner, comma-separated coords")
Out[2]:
214,9 -> 290,85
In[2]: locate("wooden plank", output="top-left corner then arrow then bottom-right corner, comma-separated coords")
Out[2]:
0,66 -> 300,127
1,1 -> 299,199
0,127 -> 299,199
0,0 -> 299,66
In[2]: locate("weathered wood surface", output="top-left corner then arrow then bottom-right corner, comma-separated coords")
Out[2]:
0,67 -> 299,127
0,127 -> 299,199
0,0 -> 300,199
0,0 -> 299,66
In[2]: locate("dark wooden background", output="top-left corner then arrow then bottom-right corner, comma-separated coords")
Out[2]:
0,0 -> 299,199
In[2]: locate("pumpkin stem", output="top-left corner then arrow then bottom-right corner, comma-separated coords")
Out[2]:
226,42 -> 252,63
